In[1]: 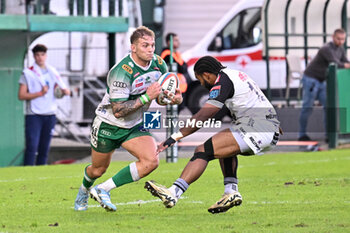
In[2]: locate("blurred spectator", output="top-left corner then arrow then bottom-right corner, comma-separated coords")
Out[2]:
18,44 -> 70,165
26,0 -> 52,14
4,0 -> 26,14
160,32 -> 192,113
299,28 -> 350,141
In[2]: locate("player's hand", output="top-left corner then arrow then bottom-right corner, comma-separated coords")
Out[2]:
62,88 -> 71,96
164,88 -> 183,105
158,93 -> 171,104
157,142 -> 167,153
39,85 -> 48,96
157,137 -> 176,153
146,82 -> 162,100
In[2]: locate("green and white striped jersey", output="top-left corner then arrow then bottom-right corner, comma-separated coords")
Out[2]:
95,54 -> 168,128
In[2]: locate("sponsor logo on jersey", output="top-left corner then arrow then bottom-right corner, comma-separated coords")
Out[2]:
134,72 -> 140,78
122,64 -> 133,74
157,55 -> 163,65
134,77 -> 144,88
154,67 -> 160,70
238,72 -> 248,81
113,81 -> 127,88
248,118 -> 255,127
239,127 -> 247,135
266,113 -> 277,120
100,129 -> 112,136
145,76 -> 152,84
135,77 -> 143,83
209,85 -> 221,99
128,62 -> 134,68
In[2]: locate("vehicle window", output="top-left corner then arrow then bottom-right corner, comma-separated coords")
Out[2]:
209,7 -> 261,51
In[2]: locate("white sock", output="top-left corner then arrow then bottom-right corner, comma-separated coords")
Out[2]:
169,185 -> 183,199
168,178 -> 189,199
97,178 -> 116,192
224,183 -> 238,194
129,162 -> 140,181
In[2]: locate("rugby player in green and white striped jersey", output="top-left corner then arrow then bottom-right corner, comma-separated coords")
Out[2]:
74,26 -> 183,212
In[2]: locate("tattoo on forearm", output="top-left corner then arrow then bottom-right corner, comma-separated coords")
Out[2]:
111,99 -> 142,118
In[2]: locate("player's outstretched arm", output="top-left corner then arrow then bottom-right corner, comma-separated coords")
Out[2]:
157,103 -> 220,153
180,103 -> 221,136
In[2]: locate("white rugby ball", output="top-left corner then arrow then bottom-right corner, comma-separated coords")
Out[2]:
156,72 -> 179,105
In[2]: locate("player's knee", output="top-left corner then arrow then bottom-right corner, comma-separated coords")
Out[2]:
194,144 -> 204,153
143,156 -> 159,172
190,138 -> 215,162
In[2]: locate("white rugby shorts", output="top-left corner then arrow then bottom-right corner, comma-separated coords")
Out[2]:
230,119 -> 279,155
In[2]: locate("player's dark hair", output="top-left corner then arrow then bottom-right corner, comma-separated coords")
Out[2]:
130,26 -> 155,44
32,44 -> 47,54
194,56 -> 226,75
165,32 -> 177,43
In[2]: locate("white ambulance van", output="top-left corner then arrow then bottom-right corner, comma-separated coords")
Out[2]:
181,0 -> 347,114
181,0 -> 283,114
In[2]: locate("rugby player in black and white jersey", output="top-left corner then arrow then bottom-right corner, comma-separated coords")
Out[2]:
145,56 -> 281,214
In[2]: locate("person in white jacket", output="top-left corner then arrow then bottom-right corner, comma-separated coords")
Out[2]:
18,44 -> 70,166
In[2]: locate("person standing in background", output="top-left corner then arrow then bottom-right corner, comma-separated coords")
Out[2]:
298,28 -> 350,141
161,32 -> 191,113
18,44 -> 70,165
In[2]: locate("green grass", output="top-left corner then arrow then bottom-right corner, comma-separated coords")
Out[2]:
0,149 -> 350,233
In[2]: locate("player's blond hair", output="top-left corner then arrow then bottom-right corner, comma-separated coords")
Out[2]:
130,26 -> 155,44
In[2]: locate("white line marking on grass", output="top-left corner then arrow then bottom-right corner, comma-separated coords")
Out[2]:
247,200 -> 350,205
87,199 -> 161,208
0,178 -> 25,182
73,197 -> 203,209
74,199 -> 350,209
240,156 -> 350,169
0,175 -> 81,183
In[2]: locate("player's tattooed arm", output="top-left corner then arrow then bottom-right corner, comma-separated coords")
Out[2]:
111,99 -> 143,118
110,82 -> 162,118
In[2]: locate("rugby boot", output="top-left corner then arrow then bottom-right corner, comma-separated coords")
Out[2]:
208,191 -> 242,214
74,186 -> 89,211
90,186 -> 117,212
144,180 -> 177,208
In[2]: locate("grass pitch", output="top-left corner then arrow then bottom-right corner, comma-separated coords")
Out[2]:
0,149 -> 349,233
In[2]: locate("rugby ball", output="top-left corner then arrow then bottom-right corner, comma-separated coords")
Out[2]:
54,84 -> 64,99
156,72 -> 179,105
